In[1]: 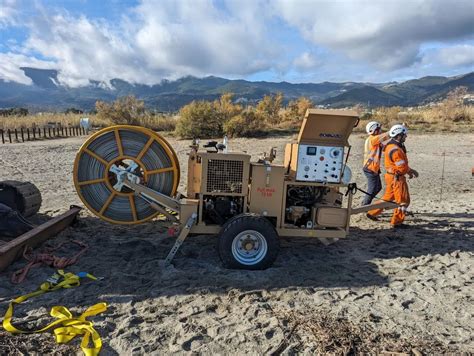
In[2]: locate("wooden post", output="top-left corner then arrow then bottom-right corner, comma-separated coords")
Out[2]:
0,129 -> 4,144
69,127 -> 72,136
8,129 -> 12,143
27,128 -> 30,141
33,128 -> 36,140
61,127 -> 64,136
20,128 -> 24,142
43,127 -> 46,138
48,127 -> 51,138
14,129 -> 18,142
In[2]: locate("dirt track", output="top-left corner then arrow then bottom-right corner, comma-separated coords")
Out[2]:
0,132 -> 473,354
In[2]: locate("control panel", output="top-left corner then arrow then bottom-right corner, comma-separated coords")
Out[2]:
295,144 -> 344,183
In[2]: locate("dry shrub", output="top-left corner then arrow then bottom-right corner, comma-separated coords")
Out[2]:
224,109 -> 267,137
95,95 -> 146,126
280,97 -> 314,130
175,100 -> 224,138
256,93 -> 284,124
136,114 -> 177,131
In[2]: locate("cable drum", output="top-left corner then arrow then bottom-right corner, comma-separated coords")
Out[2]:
73,125 -> 180,225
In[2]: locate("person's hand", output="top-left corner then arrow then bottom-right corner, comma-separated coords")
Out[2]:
408,168 -> 419,179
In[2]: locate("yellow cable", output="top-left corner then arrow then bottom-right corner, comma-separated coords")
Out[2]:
3,270 -> 106,356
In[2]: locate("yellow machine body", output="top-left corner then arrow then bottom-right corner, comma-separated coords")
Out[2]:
72,109 -> 397,268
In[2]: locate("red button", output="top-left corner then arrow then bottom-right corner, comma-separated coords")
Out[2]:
319,156 -> 325,161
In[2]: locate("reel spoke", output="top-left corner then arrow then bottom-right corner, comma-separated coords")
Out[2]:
137,137 -> 154,160
129,195 -> 138,221
114,129 -> 124,156
83,148 -> 108,166
145,167 -> 174,175
99,192 -> 116,214
77,178 -> 106,186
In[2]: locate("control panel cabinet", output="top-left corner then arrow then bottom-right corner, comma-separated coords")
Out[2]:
295,144 -> 344,183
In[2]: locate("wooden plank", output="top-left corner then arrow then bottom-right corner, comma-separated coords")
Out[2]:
0,206 -> 81,272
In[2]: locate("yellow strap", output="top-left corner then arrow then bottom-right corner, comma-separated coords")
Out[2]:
2,270 -> 106,356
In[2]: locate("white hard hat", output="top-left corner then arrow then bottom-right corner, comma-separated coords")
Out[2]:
366,121 -> 381,134
389,124 -> 408,138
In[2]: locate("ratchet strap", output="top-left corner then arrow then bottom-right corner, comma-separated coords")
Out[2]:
3,270 -> 106,356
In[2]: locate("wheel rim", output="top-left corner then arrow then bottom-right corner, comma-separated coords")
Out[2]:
231,230 -> 268,266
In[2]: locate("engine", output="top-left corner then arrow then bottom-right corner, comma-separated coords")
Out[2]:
203,196 -> 243,225
284,186 -> 342,227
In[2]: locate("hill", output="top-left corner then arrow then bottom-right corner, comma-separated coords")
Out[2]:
0,68 -> 472,111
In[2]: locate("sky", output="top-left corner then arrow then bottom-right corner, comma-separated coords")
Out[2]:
0,0 -> 473,87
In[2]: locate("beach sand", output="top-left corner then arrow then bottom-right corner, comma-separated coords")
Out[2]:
1,132 -> 473,354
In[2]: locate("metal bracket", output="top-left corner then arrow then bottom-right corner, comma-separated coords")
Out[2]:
164,213 -> 197,265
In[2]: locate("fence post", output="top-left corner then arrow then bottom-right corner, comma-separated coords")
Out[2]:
8,129 -> 12,143
14,129 -> 18,142
33,128 -> 36,140
27,128 -> 30,141
43,127 -> 46,138
61,127 -> 64,136
1,129 -> 4,144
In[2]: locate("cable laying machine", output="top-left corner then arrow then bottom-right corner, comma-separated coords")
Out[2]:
73,109 -> 396,269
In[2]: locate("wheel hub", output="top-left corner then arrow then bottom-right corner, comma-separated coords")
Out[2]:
232,230 -> 268,265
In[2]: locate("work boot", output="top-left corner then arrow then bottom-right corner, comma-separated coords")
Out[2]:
390,224 -> 409,229
366,213 -> 379,221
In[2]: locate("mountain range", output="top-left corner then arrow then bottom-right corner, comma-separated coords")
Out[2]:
0,68 -> 472,112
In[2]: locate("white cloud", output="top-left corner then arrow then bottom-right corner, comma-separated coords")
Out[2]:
274,0 -> 474,70
0,52 -> 55,84
436,44 -> 474,67
6,0 -> 277,86
293,52 -> 322,71
133,0 -> 275,78
0,0 -> 18,27
0,0 -> 473,86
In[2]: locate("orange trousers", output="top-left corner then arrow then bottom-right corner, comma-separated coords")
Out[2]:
368,173 -> 410,226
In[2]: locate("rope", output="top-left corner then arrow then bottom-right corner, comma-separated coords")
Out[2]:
3,270 -> 106,356
11,240 -> 89,284
346,182 -> 395,204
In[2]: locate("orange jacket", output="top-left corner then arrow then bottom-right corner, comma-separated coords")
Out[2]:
363,132 -> 390,173
384,140 -> 410,176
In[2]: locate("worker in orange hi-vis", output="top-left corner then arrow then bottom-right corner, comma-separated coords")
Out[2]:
362,121 -> 390,207
367,124 -> 419,228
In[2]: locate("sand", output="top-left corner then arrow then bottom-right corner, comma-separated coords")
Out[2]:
0,132 -> 473,354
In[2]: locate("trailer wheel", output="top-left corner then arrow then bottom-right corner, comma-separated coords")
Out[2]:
218,214 -> 279,270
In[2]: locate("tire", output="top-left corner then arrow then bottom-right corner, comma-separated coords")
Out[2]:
218,213 -> 279,270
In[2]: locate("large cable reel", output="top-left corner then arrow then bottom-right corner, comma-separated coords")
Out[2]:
73,125 -> 180,225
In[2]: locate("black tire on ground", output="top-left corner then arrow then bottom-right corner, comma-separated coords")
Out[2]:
0,180 -> 42,217
218,213 -> 279,270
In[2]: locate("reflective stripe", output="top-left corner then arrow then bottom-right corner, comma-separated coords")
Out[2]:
395,160 -> 406,166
